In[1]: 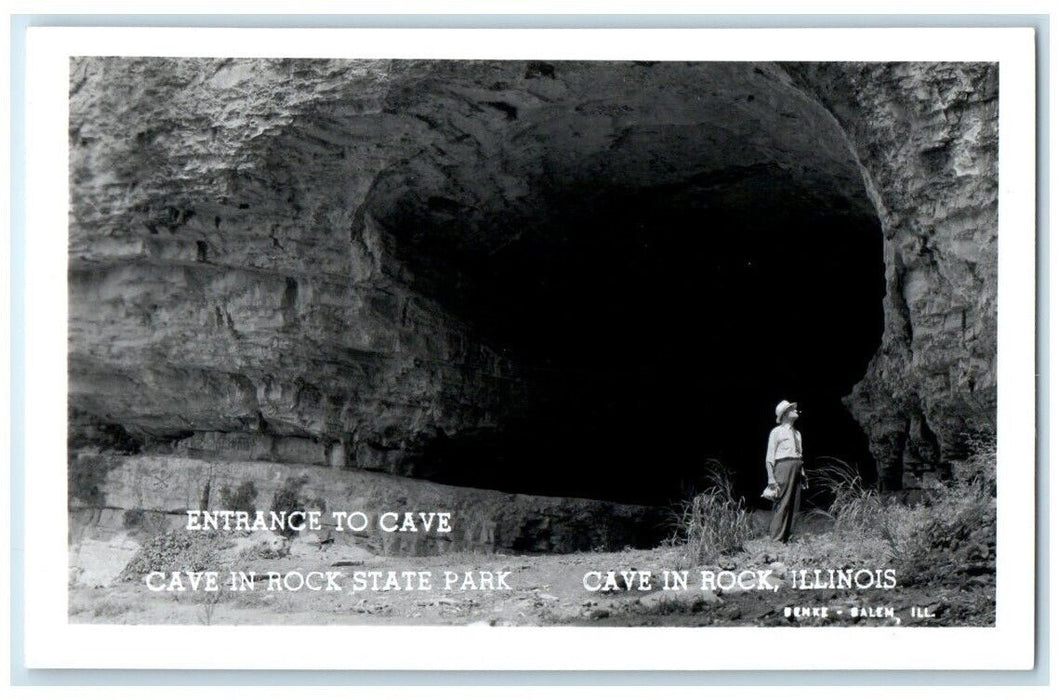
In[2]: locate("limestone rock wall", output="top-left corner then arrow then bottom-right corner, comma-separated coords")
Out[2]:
69,57 -> 1000,497
70,455 -> 668,554
70,58 -> 868,480
69,58 -> 527,474
783,63 -> 998,486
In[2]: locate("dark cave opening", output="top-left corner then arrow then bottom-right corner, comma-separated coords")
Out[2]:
373,169 -> 885,507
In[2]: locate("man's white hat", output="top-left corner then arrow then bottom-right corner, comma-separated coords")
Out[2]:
775,399 -> 798,424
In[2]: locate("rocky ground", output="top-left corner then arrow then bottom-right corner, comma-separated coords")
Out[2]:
68,510 -> 994,628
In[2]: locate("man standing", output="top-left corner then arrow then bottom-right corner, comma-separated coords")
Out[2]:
765,399 -> 803,543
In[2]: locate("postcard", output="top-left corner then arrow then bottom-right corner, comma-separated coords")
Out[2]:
21,25 -> 1036,670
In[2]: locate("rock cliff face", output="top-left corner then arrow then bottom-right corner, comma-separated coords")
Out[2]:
70,455 -> 666,554
70,59 -> 528,475
784,63 -> 998,487
69,57 -> 997,514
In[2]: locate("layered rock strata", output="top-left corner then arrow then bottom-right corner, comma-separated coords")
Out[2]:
70,58 -> 529,474
70,455 -> 668,554
784,63 -> 998,486
68,57 -> 999,512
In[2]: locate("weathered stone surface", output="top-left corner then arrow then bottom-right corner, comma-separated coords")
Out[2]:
69,59 -> 870,470
70,58 -> 527,475
784,63 -> 998,486
69,455 -> 669,554
68,57 -> 997,500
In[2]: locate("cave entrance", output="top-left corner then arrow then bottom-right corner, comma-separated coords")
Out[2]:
365,61 -> 885,505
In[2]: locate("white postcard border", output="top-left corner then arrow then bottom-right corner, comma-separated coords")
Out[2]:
23,26 -> 1037,670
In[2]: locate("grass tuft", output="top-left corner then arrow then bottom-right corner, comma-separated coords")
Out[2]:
811,457 -> 911,557
670,464 -> 757,565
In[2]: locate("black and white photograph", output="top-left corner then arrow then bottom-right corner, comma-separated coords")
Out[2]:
13,22 -> 1037,674
63,53 -> 1003,630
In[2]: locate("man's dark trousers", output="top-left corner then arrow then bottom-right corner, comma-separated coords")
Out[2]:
770,458 -> 803,542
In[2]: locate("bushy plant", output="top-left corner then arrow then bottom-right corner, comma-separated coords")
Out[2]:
269,475 -> 311,539
219,479 -> 259,513
68,454 -> 116,507
122,507 -> 146,530
120,530 -> 225,581
950,434 -> 997,493
811,441 -> 996,579
898,438 -> 996,587
196,589 -> 227,625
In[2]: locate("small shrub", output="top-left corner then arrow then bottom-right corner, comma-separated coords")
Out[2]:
671,466 -> 756,565
196,589 -> 227,625
269,475 -> 311,539
120,530 -> 225,581
950,434 -> 997,495
122,507 -> 146,530
68,455 -> 116,507
220,479 -> 259,513
899,437 -> 996,587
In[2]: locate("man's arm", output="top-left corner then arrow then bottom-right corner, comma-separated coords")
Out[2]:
765,429 -> 778,485
799,429 -> 810,487
796,429 -> 809,487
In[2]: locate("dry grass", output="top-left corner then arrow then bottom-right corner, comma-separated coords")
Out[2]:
810,457 -> 914,558
809,442 -> 996,578
670,464 -> 757,565
671,439 -> 996,584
